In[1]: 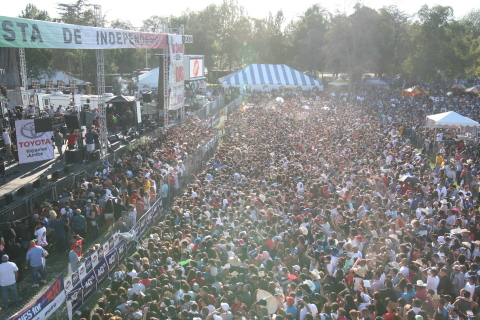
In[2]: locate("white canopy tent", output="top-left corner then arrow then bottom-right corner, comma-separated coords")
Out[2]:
426,111 -> 480,129
137,68 -> 159,92
426,111 -> 479,144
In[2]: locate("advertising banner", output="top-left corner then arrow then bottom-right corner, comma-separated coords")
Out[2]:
168,35 -> 184,110
15,119 -> 54,164
189,58 -> 204,79
0,16 -> 167,50
8,275 -> 65,320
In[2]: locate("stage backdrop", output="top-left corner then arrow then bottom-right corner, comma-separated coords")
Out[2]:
15,119 -> 54,164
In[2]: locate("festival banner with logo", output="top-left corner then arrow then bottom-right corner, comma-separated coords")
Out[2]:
0,16 -> 167,50
168,34 -> 185,110
15,119 -> 54,164
8,275 -> 65,320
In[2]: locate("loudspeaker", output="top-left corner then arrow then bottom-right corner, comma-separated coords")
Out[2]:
108,136 -> 119,143
51,170 -> 63,180
34,118 -> 53,133
17,183 -> 33,196
89,150 -> 100,161
81,112 -> 95,126
4,193 -> 14,205
65,113 -> 81,129
65,150 -> 81,164
64,164 -> 74,174
143,92 -> 152,103
32,175 -> 47,188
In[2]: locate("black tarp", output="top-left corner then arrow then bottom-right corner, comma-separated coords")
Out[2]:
0,48 -> 20,89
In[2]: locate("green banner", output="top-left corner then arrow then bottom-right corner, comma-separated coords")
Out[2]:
0,16 -> 167,49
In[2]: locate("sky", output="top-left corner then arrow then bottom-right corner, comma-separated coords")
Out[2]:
1,0 -> 476,28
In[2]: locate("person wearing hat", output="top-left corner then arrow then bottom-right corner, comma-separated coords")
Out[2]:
0,254 -> 21,309
284,296 -> 297,317
414,280 -> 428,301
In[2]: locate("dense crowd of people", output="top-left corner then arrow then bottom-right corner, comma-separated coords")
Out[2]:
72,87 -> 480,320
0,117 -> 217,309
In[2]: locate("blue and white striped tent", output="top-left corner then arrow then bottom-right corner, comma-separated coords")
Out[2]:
220,64 -> 323,91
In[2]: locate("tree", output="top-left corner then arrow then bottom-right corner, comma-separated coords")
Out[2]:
324,5 -> 384,90
18,4 -> 54,79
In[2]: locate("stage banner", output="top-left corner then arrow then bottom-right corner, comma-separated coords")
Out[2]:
168,34 -> 185,110
15,119 -> 54,164
0,16 -> 167,49
8,275 -> 65,320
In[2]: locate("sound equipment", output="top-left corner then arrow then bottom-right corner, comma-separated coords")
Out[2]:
34,118 -> 53,133
65,149 -> 82,164
16,183 -> 33,196
142,92 -> 152,103
4,193 -> 14,205
64,164 -> 74,174
65,113 -> 81,129
32,175 -> 47,188
108,136 -> 119,143
81,112 -> 95,126
89,150 -> 100,161
51,169 -> 63,180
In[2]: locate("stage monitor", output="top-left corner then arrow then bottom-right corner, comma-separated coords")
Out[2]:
34,118 -> 53,133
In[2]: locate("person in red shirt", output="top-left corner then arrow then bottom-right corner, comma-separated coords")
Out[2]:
70,235 -> 83,257
189,271 -> 207,287
66,130 -> 78,150
231,295 -> 246,313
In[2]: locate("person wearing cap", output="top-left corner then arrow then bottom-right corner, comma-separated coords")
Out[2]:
0,254 -> 21,309
284,296 -> 297,317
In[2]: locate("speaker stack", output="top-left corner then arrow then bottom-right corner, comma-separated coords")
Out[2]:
32,175 -> 47,189
64,113 -> 81,129
64,164 -> 74,174
51,169 -> 64,180
16,183 -> 33,196
65,150 -> 82,164
89,150 -> 100,161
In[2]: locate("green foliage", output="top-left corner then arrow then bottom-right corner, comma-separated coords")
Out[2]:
16,1 -> 480,87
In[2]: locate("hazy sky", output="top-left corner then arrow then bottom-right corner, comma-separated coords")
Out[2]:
1,0 -> 476,28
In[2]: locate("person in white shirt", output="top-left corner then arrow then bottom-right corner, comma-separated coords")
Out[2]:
299,297 -> 318,320
34,222 -> 48,247
127,277 -> 146,299
422,268 -> 440,294
2,128 -> 13,160
0,255 -> 21,309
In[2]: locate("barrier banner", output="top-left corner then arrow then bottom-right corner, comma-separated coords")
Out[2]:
168,34 -> 185,110
117,240 -> 127,262
15,119 -> 54,164
93,254 -> 109,284
0,16 -> 167,50
8,275 -> 65,320
81,271 -> 97,302
105,247 -> 119,276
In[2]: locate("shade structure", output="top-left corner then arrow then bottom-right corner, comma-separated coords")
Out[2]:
465,85 -> 480,94
137,68 -> 159,92
401,86 -> 429,96
362,77 -> 388,86
450,84 -> 465,90
328,78 -> 349,87
426,111 -> 480,129
108,95 -> 135,103
220,64 -> 323,91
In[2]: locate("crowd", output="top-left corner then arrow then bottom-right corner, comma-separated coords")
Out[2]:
0,117 -> 217,309
68,87 -> 480,320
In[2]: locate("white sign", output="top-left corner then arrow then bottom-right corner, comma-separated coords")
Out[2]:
15,120 -> 54,164
189,58 -> 204,79
168,35 -> 184,110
